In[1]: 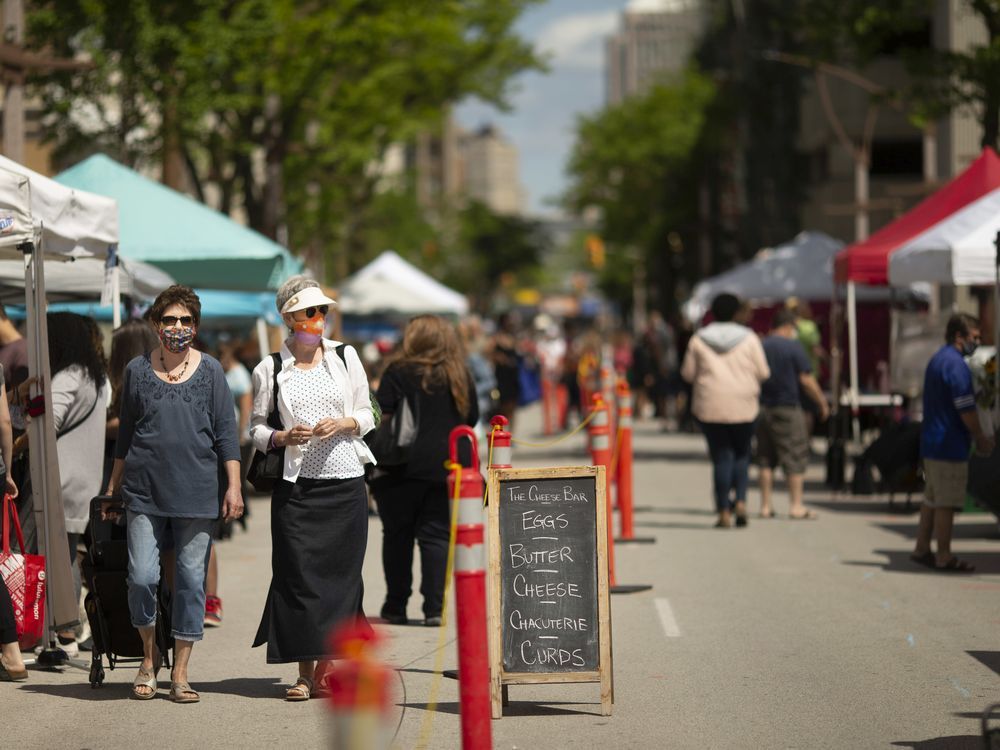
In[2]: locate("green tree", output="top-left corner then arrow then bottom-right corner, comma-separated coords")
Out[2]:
794,0 -> 1000,149
28,0 -> 542,281
565,68 -> 717,311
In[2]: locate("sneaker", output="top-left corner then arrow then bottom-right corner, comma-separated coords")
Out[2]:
55,636 -> 79,658
204,595 -> 223,627
423,616 -> 442,627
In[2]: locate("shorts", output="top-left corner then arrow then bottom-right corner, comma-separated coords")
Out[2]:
922,458 -> 968,509
756,406 -> 809,475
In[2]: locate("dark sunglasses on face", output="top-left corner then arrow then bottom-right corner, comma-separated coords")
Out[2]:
160,315 -> 194,327
294,305 -> 329,319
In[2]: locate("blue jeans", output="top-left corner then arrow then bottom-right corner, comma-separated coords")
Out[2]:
699,421 -> 756,513
126,511 -> 213,642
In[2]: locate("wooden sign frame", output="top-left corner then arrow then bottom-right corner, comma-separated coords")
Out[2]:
486,465 -> 612,718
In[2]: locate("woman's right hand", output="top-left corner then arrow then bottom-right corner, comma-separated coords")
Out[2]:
100,487 -> 120,521
278,424 -> 313,447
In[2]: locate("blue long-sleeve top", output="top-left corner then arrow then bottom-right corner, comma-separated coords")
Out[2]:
115,352 -> 240,518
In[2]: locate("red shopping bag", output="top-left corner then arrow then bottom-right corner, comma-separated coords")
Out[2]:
0,493 -> 46,649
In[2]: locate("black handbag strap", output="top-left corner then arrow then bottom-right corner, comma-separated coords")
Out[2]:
266,352 -> 282,431
56,386 -> 100,439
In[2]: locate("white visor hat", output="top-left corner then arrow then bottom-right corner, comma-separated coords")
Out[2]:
280,286 -> 338,315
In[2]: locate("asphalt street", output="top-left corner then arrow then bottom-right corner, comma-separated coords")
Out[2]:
4,403 -> 1000,749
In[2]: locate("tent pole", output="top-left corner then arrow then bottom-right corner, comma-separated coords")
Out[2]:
111,249 -> 121,329
994,231 -> 999,431
847,281 -> 861,444
24,238 -> 79,666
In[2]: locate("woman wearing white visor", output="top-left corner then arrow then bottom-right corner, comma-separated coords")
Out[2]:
249,277 -> 376,701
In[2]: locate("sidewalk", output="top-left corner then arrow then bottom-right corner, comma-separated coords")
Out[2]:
4,403 -> 1000,749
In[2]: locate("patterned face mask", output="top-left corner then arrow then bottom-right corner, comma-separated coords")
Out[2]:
159,325 -> 195,353
293,316 -> 324,346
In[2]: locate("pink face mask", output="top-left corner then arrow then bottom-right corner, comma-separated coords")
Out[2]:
292,316 -> 324,346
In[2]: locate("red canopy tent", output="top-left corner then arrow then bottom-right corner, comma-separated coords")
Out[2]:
832,147 -> 1000,427
835,147 -> 1000,285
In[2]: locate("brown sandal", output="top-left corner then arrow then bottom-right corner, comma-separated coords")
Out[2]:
169,681 -> 200,703
286,676 -> 313,702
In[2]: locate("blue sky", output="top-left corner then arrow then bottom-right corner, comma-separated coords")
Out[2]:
457,1 -> 664,215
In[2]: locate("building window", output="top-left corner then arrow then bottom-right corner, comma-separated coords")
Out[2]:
870,139 -> 923,177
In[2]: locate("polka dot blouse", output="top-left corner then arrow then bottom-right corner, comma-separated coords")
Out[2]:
284,365 -> 365,480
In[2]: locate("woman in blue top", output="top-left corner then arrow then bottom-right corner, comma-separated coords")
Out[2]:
105,286 -> 243,703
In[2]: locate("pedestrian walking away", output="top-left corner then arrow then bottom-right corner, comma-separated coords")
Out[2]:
104,285 -> 244,703
681,294 -> 770,528
911,313 -> 995,573
370,315 -> 479,627
250,276 -> 376,701
756,309 -> 829,520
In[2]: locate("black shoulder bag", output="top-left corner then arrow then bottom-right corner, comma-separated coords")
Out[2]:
246,353 -> 284,492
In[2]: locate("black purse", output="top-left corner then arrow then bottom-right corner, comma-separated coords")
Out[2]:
247,353 -> 284,492
369,395 -> 418,467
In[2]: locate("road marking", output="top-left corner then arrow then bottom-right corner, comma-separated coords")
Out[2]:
654,597 -> 681,638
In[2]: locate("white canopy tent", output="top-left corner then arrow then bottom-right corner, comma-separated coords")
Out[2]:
888,188 -> 1000,418
0,256 -> 172,304
337,250 -> 469,316
683,231 -> 928,324
0,161 -> 120,658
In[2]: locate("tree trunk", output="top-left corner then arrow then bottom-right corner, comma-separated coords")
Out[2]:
161,87 -> 186,191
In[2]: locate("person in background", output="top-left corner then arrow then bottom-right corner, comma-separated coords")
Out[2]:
0,361 -> 25,682
20,313 -> 111,657
204,341 -> 254,628
105,285 -> 243,703
372,315 -> 478,627
490,311 -> 521,430
681,294 -> 770,528
250,276 -> 375,701
756,309 -> 829,520
460,315 -> 498,433
787,298 -> 825,439
0,301 -> 28,398
911,314 -> 994,573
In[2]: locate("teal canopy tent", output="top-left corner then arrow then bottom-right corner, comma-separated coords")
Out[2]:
55,155 -> 302,290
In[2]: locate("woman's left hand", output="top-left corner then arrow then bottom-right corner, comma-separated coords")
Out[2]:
312,417 -> 357,439
221,485 -> 244,522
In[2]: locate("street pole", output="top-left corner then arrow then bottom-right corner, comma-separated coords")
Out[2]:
2,0 -> 25,163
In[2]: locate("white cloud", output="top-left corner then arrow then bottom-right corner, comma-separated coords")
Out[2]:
535,10 -> 619,71
627,0 -> 699,11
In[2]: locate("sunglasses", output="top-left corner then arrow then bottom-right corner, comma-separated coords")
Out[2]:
160,315 -> 194,327
293,305 -> 329,320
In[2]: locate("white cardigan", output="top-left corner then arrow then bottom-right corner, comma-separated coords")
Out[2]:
250,338 -> 376,483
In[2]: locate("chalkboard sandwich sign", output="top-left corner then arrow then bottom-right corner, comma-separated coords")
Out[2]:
486,466 -> 612,717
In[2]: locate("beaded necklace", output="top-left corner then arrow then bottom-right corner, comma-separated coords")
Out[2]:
160,350 -> 191,383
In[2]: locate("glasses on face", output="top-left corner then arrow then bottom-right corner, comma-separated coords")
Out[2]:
160,315 -> 194,327
293,305 -> 329,320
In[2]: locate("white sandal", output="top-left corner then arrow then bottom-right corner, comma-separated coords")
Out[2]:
285,676 -> 313,702
132,667 -> 157,700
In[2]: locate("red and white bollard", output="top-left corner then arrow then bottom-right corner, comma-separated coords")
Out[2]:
448,427 -> 492,750
489,415 -> 512,469
324,620 -> 393,750
615,379 -> 654,545
588,394 -> 617,588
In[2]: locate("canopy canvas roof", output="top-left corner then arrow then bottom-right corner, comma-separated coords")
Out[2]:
889,186 -> 1000,286
0,155 -> 119,257
55,154 -> 300,290
682,232 -> 924,323
0,256 -> 173,304
337,250 -> 469,316
834,147 -> 1000,286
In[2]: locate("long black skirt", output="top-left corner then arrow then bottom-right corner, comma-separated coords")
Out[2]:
253,475 -> 371,663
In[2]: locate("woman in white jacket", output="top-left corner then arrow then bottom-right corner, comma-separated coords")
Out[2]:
249,277 -> 376,701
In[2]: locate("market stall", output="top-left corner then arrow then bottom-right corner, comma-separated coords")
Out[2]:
0,160 -> 120,657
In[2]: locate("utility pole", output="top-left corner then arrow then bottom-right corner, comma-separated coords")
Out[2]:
2,0 -> 25,162
1,0 -> 92,163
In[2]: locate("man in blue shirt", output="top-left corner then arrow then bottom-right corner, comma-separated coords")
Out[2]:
911,313 -> 993,573
757,309 -> 829,520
